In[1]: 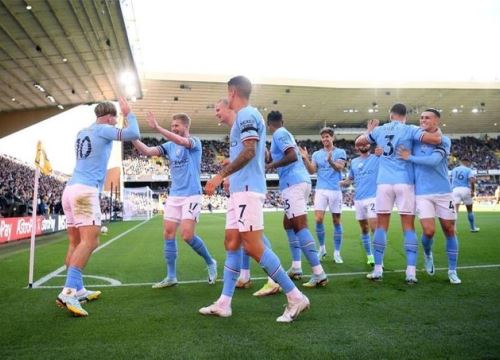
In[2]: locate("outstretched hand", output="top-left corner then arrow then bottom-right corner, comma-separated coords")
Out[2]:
119,96 -> 130,117
299,146 -> 309,159
146,111 -> 159,130
367,119 -> 379,132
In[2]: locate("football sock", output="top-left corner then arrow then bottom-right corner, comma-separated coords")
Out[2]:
334,224 -> 343,252
187,235 -> 213,265
222,249 -> 242,297
361,232 -> 372,256
467,212 -> 476,230
373,228 -> 386,267
404,230 -> 418,266
315,223 -> 325,247
421,234 -> 434,256
296,228 -> 321,268
259,247 -> 295,294
64,266 -> 81,292
164,239 -> 177,279
446,235 -> 459,271
286,229 -> 301,262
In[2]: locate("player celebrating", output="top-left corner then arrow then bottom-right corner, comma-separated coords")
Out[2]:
215,99 -> 280,297
57,97 -> 140,317
132,112 -> 217,288
200,76 -> 309,322
340,137 -> 379,266
398,108 -> 461,284
300,128 -> 347,263
451,158 -> 480,232
355,103 -> 442,283
266,110 -> 328,287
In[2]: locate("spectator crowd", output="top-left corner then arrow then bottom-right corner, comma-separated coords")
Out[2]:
1,136 -> 499,218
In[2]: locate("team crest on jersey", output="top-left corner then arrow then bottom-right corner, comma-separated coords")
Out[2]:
358,162 -> 364,169
175,146 -> 182,157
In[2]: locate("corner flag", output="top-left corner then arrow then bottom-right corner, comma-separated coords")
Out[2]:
29,141 -> 52,287
34,140 -> 52,176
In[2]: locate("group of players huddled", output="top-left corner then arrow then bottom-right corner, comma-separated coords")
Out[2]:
55,76 -> 479,322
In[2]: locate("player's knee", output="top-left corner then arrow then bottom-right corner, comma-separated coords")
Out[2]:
163,229 -> 175,239
442,224 -> 455,237
422,225 -> 435,238
181,229 -> 194,242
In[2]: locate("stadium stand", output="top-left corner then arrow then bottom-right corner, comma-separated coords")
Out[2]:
1,136 -> 499,217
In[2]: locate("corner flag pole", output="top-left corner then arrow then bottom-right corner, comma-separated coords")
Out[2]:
29,141 -> 52,288
28,167 -> 40,288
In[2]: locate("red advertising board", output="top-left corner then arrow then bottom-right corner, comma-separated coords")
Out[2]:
0,216 -> 43,244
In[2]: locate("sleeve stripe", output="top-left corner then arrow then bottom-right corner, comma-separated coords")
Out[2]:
117,128 -> 122,141
241,126 -> 259,134
242,136 -> 259,142
368,134 -> 375,143
419,133 -> 425,142
282,145 -> 295,152
156,145 -> 165,155
434,148 -> 446,157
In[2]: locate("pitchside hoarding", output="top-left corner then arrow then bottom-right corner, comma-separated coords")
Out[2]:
0,215 -> 67,244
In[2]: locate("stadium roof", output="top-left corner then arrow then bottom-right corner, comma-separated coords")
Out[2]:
133,76 -> 500,136
0,0 -> 141,138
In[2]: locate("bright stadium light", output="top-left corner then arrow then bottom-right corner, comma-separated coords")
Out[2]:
120,71 -> 135,86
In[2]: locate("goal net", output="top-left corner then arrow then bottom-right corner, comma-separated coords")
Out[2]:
122,186 -> 153,221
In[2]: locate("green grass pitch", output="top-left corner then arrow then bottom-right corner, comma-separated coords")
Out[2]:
0,210 -> 499,359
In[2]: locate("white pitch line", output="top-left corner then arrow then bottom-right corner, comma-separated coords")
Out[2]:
31,263 -> 500,289
31,219 -> 152,288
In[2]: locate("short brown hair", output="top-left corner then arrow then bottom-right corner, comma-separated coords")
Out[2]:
94,102 -> 117,118
320,127 -> 334,136
172,113 -> 191,127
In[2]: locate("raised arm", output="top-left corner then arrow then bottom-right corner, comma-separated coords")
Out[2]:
420,130 -> 442,145
356,119 -> 379,147
132,139 -> 161,157
146,112 -> 192,148
99,97 -> 140,141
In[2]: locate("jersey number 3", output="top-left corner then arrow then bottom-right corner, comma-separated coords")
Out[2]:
383,135 -> 395,156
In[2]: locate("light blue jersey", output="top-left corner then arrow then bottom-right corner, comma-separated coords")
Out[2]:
312,148 -> 346,191
410,136 -> 452,195
229,106 -> 266,194
271,127 -> 311,191
158,137 -> 202,196
451,165 -> 474,189
368,121 -> 423,185
68,113 -> 140,191
348,154 -> 379,200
